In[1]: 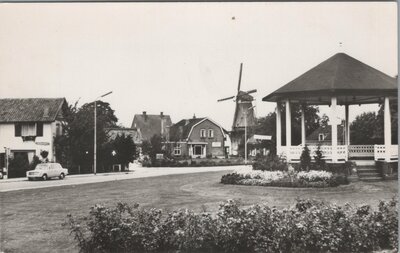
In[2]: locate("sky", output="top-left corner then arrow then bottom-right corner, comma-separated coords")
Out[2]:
0,2 -> 397,130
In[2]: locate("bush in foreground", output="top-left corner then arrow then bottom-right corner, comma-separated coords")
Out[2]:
65,199 -> 398,253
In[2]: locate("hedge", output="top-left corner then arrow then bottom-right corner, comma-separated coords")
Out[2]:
65,199 -> 397,253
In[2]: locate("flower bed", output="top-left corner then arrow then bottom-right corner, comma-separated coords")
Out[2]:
221,167 -> 348,188
65,199 -> 398,253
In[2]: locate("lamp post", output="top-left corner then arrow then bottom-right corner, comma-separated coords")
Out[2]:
93,91 -> 112,175
244,105 -> 256,164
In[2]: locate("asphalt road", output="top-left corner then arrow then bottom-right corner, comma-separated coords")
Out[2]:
0,165 -> 241,192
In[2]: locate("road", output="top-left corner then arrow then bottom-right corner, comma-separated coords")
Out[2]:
0,165 -> 242,192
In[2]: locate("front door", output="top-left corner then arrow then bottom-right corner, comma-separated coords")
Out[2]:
194,145 -> 202,156
192,145 -> 206,158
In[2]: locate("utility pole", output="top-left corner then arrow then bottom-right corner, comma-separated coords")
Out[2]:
93,91 -> 112,175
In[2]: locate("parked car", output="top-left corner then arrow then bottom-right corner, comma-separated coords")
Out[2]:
26,163 -> 68,181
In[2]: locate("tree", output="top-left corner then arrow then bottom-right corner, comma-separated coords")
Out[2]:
320,114 -> 329,127
254,104 -> 320,155
54,100 -> 119,173
104,134 -> 137,170
350,112 -> 380,145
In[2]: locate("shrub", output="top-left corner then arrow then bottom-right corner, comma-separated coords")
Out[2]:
220,173 -> 244,184
313,144 -> 326,170
252,154 -> 288,171
29,155 -> 41,170
299,145 -> 311,171
66,199 -> 398,253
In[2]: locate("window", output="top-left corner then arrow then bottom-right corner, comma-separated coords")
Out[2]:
37,123 -> 43,137
22,123 -> 36,136
15,124 -> 21,137
174,143 -> 181,156
15,123 -> 42,137
208,129 -> 214,138
200,129 -> 206,138
318,133 -> 325,141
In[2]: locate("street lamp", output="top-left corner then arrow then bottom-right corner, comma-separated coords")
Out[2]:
244,105 -> 256,164
94,91 -> 113,175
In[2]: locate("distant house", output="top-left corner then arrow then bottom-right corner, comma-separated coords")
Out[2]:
0,98 -> 68,166
106,128 -> 142,145
306,124 -> 345,146
168,117 -> 230,158
131,112 -> 172,142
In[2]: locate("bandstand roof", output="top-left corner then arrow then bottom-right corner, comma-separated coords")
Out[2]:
262,53 -> 397,105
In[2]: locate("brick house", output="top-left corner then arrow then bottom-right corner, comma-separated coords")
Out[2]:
306,124 -> 345,146
168,117 -> 230,158
131,112 -> 172,142
0,98 -> 68,168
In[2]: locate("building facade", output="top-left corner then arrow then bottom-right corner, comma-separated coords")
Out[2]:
168,117 -> 230,158
131,111 -> 172,142
0,98 -> 67,168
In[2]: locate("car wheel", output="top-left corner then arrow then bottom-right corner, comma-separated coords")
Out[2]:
42,174 -> 48,181
59,173 -> 65,180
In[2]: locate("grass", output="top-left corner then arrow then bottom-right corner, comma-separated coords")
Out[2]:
0,170 -> 398,253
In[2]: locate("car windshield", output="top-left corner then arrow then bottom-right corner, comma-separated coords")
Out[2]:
35,164 -> 50,170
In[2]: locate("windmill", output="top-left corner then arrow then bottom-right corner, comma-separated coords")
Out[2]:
217,63 -> 257,157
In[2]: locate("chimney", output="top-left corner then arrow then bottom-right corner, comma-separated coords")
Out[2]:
160,112 -> 164,117
185,119 -> 189,126
43,107 -> 49,118
143,111 -> 147,121
193,114 -> 196,119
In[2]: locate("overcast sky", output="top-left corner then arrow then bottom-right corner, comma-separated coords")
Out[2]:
0,2 -> 397,129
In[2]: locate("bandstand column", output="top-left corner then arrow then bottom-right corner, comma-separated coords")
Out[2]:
331,97 -> 338,163
345,104 -> 350,145
285,99 -> 291,160
384,97 -> 392,162
276,102 -> 282,155
301,104 -> 306,147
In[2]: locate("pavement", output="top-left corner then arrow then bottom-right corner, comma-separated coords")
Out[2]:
0,165 -> 243,192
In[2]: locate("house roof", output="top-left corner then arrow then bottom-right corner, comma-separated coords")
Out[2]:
131,113 -> 172,141
106,127 -> 142,144
263,53 -> 397,104
0,98 -> 66,123
169,118 -> 205,141
306,125 -> 345,143
169,117 -> 227,141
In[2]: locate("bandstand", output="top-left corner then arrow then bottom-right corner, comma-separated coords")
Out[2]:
263,53 -> 398,164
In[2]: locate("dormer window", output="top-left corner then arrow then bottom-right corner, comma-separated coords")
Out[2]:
318,133 -> 325,141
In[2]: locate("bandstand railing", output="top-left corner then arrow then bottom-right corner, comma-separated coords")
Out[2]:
374,145 -> 398,161
277,144 -> 398,163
